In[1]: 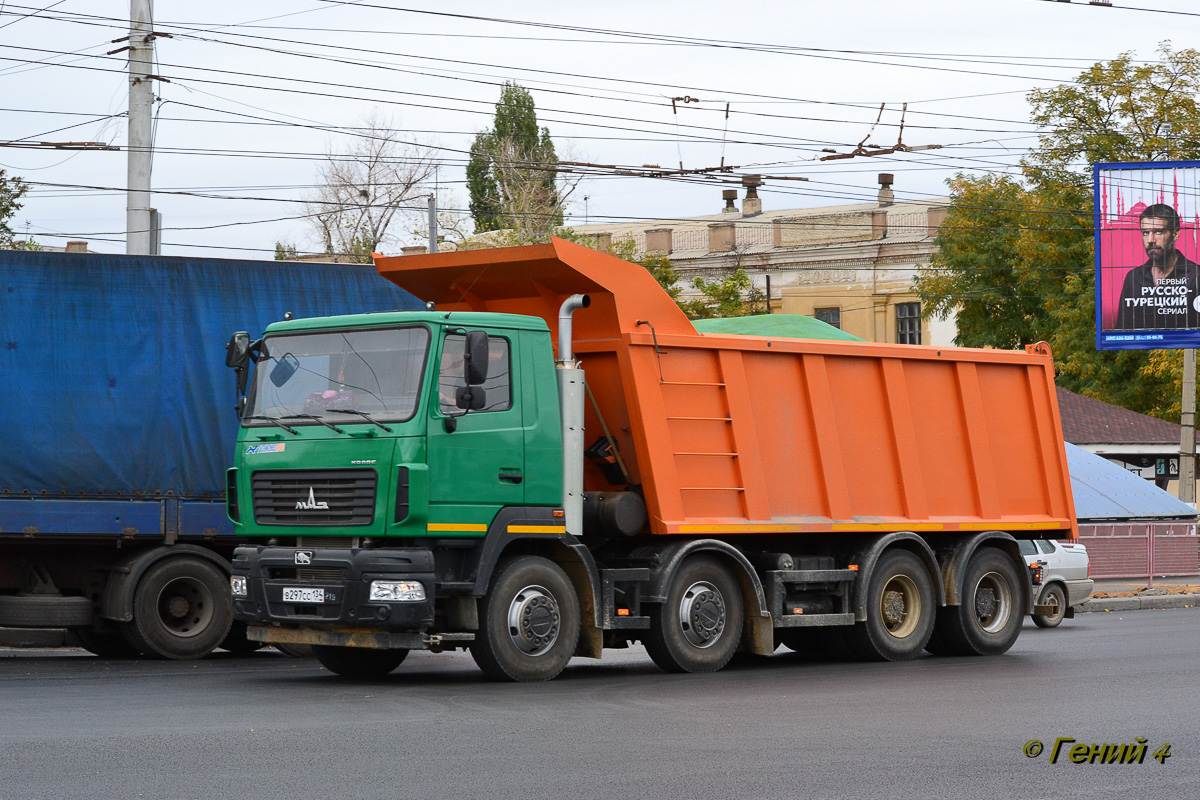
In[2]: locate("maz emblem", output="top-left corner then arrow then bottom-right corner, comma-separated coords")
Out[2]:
296,487 -> 330,511
294,550 -> 313,565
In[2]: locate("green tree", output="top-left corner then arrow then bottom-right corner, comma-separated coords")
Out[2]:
468,82 -> 573,242
680,270 -> 766,320
0,168 -> 29,248
916,43 -> 1200,419
274,241 -> 299,261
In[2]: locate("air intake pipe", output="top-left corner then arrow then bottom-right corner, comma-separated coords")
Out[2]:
557,294 -> 590,536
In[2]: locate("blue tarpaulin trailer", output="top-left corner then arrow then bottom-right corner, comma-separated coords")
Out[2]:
0,249 -> 420,656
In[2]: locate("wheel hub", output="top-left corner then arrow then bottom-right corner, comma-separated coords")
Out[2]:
879,573 -> 921,638
973,571 -> 1012,633
507,585 -> 561,656
155,577 -> 213,638
679,581 -> 726,649
166,596 -> 190,619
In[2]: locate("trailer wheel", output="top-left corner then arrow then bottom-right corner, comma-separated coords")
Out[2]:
1032,583 -> 1067,629
313,646 -> 408,677
934,546 -> 1025,656
72,624 -> 141,658
122,556 -> 232,660
646,555 -> 743,674
471,556 -> 580,682
846,549 -> 935,662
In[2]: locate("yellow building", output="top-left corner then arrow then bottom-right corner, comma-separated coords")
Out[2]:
570,175 -> 954,346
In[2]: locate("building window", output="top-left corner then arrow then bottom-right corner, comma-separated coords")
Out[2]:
896,302 -> 921,344
815,308 -> 841,329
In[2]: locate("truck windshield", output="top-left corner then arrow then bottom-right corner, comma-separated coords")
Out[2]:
244,326 -> 430,425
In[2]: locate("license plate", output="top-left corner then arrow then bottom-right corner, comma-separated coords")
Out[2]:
282,587 -> 325,603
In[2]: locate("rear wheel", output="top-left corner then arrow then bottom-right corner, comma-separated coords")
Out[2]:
471,556 -> 580,682
846,549 -> 935,661
646,556 -> 743,673
934,546 -> 1025,656
121,556 -> 232,660
313,645 -> 407,677
1032,584 -> 1067,629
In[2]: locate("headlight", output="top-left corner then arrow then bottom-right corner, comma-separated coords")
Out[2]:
369,580 -> 426,602
230,575 -> 248,597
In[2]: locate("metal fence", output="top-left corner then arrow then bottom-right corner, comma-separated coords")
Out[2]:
1077,521 -> 1199,581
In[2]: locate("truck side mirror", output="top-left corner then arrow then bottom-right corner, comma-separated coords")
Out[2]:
225,331 -> 251,369
455,385 -> 487,411
269,353 -> 299,387
464,330 -> 489,386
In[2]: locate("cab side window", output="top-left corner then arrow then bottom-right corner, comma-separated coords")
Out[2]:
438,334 -> 512,415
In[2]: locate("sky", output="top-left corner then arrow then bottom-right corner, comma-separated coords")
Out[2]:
2,0 -> 1199,260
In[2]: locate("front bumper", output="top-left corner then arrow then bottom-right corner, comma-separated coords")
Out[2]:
231,545 -> 436,633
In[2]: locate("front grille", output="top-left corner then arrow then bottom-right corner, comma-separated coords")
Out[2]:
251,469 -> 376,526
267,567 -> 346,582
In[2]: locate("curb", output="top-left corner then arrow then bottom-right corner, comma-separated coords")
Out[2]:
1076,593 -> 1200,613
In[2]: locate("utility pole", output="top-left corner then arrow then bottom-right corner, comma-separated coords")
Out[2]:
126,0 -> 155,255
1181,351 -> 1196,504
427,194 -> 438,253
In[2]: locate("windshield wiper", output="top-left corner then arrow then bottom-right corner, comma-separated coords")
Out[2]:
328,408 -> 392,432
241,415 -> 300,435
282,414 -> 345,434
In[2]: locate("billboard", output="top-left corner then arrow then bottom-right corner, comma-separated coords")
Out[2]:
1096,161 -> 1200,350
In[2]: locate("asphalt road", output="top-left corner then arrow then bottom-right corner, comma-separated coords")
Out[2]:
1,610 -> 1197,800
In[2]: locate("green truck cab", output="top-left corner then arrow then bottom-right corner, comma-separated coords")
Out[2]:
226,308 -> 599,680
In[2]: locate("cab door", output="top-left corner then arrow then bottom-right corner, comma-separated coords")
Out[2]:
424,331 -> 524,536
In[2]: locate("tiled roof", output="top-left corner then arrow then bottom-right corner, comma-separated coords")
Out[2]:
1056,386 -> 1185,445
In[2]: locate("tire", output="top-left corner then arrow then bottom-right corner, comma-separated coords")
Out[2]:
121,556 -> 232,660
220,621 -> 265,655
0,595 -> 93,628
1032,583 -> 1067,629
470,556 -> 580,682
845,549 -> 936,662
645,555 -> 743,674
0,592 -> 93,628
934,546 -> 1026,657
313,645 -> 408,677
71,623 -> 142,658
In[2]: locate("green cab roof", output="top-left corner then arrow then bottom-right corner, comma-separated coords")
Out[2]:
263,310 -> 550,335
692,314 -> 865,341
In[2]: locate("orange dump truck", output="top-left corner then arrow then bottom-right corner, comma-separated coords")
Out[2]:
229,238 -> 1076,681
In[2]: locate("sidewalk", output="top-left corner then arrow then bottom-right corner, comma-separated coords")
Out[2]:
1078,575 -> 1200,613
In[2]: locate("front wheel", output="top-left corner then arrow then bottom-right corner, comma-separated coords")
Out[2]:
471,556 -> 580,682
313,645 -> 407,677
934,546 -> 1026,656
121,556 -> 232,660
1032,584 -> 1067,629
645,555 -> 743,674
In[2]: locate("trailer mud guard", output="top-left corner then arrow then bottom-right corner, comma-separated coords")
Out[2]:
640,539 -> 775,656
938,531 -> 1026,609
98,544 -> 231,622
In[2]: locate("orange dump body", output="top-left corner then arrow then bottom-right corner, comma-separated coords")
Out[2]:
375,238 -> 1078,540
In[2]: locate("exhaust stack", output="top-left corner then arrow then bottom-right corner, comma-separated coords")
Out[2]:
557,294 -> 591,536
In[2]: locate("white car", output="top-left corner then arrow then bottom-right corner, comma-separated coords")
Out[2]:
1019,539 -> 1094,628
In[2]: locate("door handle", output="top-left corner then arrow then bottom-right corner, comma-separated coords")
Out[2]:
499,470 -> 523,484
